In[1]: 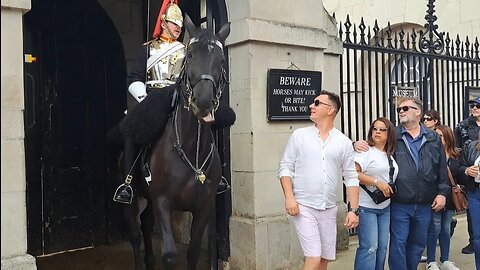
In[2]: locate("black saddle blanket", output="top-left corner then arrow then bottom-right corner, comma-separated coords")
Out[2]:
118,84 -> 236,146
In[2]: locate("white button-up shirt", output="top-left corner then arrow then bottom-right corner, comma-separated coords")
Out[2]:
278,125 -> 359,210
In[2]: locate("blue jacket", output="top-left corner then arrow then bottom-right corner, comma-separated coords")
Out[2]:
392,125 -> 450,204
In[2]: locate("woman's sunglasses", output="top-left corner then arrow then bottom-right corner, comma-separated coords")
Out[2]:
396,106 -> 419,113
372,127 -> 388,132
422,116 -> 433,122
469,104 -> 480,109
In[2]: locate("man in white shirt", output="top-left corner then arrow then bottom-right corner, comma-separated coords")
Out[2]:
278,90 -> 360,270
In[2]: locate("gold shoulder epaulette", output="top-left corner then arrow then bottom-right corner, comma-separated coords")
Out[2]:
142,39 -> 160,46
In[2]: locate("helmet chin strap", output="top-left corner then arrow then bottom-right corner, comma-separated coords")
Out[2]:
161,18 -> 177,40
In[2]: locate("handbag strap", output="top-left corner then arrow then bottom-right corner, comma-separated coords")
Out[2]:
360,154 -> 394,193
387,155 -> 394,184
360,184 -> 374,195
446,166 -> 457,187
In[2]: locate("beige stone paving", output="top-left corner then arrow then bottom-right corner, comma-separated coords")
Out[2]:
329,213 -> 476,270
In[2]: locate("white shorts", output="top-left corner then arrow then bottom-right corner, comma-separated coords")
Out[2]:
291,204 -> 338,260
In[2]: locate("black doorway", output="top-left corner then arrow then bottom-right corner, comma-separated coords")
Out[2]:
24,0 -> 126,255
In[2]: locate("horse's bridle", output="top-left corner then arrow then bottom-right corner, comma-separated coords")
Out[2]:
173,104 -> 216,184
171,36 -> 228,184
179,37 -> 228,112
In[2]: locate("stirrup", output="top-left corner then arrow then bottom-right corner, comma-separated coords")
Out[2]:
113,176 -> 134,204
216,176 -> 231,195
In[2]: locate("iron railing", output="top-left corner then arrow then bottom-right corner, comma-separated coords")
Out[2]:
337,0 -> 480,236
337,0 -> 480,142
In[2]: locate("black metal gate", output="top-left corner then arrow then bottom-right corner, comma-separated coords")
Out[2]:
337,0 -> 480,142
337,0 -> 480,236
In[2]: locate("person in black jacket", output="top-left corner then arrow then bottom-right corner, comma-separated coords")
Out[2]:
454,96 -> 480,254
458,133 -> 480,269
425,125 -> 462,270
421,110 -> 458,242
354,97 -> 450,270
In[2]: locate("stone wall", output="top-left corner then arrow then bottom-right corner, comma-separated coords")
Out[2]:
1,0 -> 37,269
225,0 -> 344,268
323,0 -> 480,41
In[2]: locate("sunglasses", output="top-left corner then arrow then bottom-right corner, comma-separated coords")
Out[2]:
422,117 -> 433,122
372,127 -> 388,132
396,106 -> 419,113
314,100 -> 332,107
469,104 -> 480,109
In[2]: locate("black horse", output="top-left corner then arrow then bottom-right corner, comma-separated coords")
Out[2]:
119,15 -> 231,270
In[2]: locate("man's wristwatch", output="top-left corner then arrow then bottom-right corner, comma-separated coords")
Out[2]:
349,208 -> 360,216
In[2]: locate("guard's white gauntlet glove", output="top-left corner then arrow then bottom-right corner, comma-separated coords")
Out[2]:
128,81 -> 147,103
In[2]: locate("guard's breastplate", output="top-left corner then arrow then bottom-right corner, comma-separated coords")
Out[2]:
146,40 -> 185,89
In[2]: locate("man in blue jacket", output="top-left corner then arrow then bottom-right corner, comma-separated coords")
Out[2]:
355,97 -> 450,270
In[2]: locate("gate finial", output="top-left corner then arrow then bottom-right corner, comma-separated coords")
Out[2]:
418,0 -> 445,54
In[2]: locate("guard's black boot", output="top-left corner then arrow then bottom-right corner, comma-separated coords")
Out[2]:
216,176 -> 231,194
113,136 -> 135,204
450,217 -> 457,237
142,162 -> 152,184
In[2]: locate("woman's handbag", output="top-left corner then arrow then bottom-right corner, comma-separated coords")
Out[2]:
360,156 -> 396,205
447,166 -> 468,211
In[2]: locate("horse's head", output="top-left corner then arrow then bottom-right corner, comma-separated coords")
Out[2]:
181,15 -> 230,121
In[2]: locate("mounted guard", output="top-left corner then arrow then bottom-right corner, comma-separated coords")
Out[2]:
109,9 -> 233,269
113,0 -> 235,204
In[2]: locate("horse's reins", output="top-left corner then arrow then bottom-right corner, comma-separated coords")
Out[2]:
172,36 -> 227,184
173,105 -> 215,184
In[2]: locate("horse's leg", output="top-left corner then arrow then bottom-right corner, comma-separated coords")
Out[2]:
187,205 -> 213,270
152,196 -> 177,269
123,200 -> 147,270
140,200 -> 155,270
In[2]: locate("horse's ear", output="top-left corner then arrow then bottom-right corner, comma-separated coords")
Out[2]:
184,14 -> 197,37
216,22 -> 231,43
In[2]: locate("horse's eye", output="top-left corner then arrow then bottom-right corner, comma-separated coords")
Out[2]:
187,52 -> 193,59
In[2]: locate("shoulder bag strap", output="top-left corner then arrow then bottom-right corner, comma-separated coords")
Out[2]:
387,155 -> 394,184
360,184 -> 374,195
446,166 -> 457,187
360,154 -> 394,193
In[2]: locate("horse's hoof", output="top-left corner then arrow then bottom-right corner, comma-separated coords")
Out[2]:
162,252 -> 177,268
